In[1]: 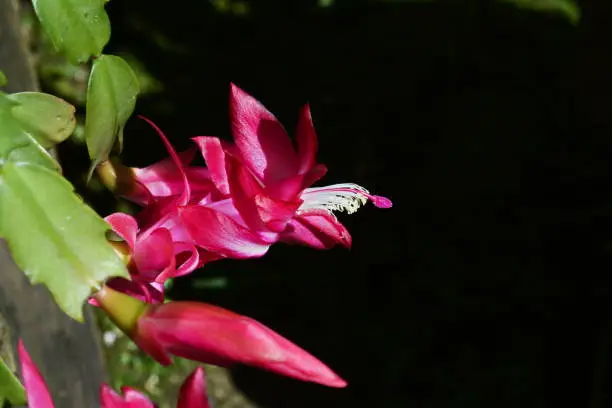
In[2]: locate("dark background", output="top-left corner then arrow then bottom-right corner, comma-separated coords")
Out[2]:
64,0 -> 612,406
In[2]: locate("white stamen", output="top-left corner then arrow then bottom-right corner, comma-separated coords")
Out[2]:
299,183 -> 371,214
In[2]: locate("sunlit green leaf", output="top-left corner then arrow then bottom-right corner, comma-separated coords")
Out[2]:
0,357 -> 26,405
0,96 -> 60,171
0,162 -> 129,321
85,55 -> 140,172
8,92 -> 76,148
32,0 -> 110,64
0,72 -> 7,88
502,0 -> 580,25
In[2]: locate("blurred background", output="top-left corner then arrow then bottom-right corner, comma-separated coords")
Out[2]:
19,0 -> 612,406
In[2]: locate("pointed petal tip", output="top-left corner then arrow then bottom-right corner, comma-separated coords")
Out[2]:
284,357 -> 348,388
229,82 -> 245,98
307,360 -> 348,388
178,367 -> 210,408
17,339 -> 26,358
191,366 -> 206,379
122,387 -> 155,406
305,364 -> 347,388
371,195 -> 393,209
323,376 -> 348,388
295,104 -> 318,175
18,340 -> 55,408
100,384 -> 120,407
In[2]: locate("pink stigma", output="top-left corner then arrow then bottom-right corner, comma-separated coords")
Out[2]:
371,195 -> 393,209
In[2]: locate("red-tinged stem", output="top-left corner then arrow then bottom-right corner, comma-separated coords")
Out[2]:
94,285 -> 149,335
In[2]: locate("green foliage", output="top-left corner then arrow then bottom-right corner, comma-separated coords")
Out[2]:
85,55 -> 140,173
31,0 -> 110,64
0,72 -> 6,88
502,0 -> 580,24
0,357 -> 26,406
0,90 -> 129,321
7,92 -> 76,148
0,162 -> 129,321
0,94 -> 61,171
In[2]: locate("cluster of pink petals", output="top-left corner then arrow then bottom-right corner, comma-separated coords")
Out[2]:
17,340 -> 210,407
90,84 -> 390,391
104,84 -> 391,300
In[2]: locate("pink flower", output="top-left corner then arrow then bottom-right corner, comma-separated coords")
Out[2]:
101,212 -> 204,303
94,286 -> 347,388
133,300 -> 347,388
101,367 -> 211,408
176,367 -> 211,408
98,116 -> 212,302
182,83 -> 392,256
18,339 -> 210,408
18,340 -> 54,408
99,386 -> 156,408
102,85 -> 392,280
98,119 -> 220,302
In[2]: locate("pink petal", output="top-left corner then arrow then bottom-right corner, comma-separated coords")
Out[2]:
154,211 -> 193,244
265,172 -> 307,201
136,302 -> 347,388
301,164 -> 328,189
137,195 -> 197,244
103,277 -> 165,304
131,147 -> 206,202
229,83 -> 298,183
255,194 -> 302,233
138,116 -> 191,206
192,136 -> 231,196
177,367 -> 210,408
133,320 -> 174,366
264,164 -> 328,202
133,228 -> 175,282
185,167 -> 215,196
226,153 -> 266,231
280,209 -> 352,249
100,385 -> 126,407
106,213 -> 138,249
171,242 -> 201,278
18,340 -> 55,408
224,153 -> 302,233
122,387 -> 157,408
195,247 -> 224,268
295,104 -> 318,175
179,206 -> 273,259
100,384 -> 155,408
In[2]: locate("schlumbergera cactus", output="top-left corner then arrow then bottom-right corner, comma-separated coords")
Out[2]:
0,0 -> 391,405
93,84 -> 392,389
0,80 -> 392,405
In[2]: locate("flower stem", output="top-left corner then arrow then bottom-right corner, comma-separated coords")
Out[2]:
94,285 -> 148,335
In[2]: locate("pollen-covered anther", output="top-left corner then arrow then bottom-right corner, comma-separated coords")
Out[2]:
298,183 -> 392,215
